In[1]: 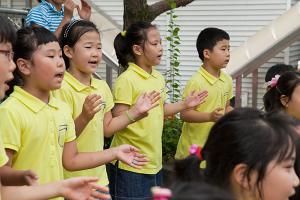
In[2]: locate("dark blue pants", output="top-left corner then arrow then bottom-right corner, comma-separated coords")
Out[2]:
107,163 -> 163,200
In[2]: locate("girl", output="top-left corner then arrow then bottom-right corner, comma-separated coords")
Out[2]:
0,26 -> 148,200
263,71 -> 300,200
109,21 -> 208,199
56,20 -> 160,190
0,15 -> 108,200
175,108 -> 299,200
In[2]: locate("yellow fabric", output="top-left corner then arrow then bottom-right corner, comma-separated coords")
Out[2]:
175,66 -> 233,159
111,62 -> 166,174
0,86 -> 76,200
0,136 -> 8,167
53,72 -> 114,186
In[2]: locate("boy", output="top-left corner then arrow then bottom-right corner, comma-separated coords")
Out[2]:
175,27 -> 233,159
26,0 -> 91,38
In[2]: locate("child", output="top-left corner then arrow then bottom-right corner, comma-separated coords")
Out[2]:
263,71 -> 300,117
26,0 -> 91,38
175,108 -> 299,200
265,64 -> 295,91
0,26 -> 148,200
108,21 -> 208,200
175,27 -> 233,160
263,71 -> 300,200
0,15 -> 109,200
54,20 -> 160,190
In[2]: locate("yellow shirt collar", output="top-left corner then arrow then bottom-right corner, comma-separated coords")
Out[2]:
64,71 -> 99,92
11,86 -> 59,113
128,62 -> 160,79
198,66 -> 227,85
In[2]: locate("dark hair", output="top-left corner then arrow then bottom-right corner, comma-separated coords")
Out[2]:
203,108 -> 296,198
174,155 -> 202,182
263,71 -> 300,112
265,63 -> 295,83
0,16 -> 16,45
6,27 -> 57,96
114,21 -> 156,71
171,182 -> 234,200
59,20 -> 99,69
196,27 -> 230,61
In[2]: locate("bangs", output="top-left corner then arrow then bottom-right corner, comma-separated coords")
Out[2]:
33,27 -> 57,46
0,16 -> 16,45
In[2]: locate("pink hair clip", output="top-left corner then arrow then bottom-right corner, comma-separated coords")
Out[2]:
152,187 -> 172,200
189,144 -> 203,160
267,74 -> 280,88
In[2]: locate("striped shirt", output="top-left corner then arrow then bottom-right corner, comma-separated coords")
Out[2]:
25,0 -> 64,32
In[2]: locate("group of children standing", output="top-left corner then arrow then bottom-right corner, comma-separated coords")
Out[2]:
0,0 -> 300,200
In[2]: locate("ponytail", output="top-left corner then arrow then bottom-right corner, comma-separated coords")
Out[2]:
114,21 -> 156,72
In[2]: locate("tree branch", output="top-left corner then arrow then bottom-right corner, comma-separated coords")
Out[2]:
149,0 -> 194,21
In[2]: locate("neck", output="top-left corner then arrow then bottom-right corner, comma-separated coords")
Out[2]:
22,85 -> 50,104
202,63 -> 221,78
135,60 -> 152,74
67,67 -> 92,86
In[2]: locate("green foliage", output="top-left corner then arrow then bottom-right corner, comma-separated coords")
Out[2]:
162,118 -> 182,162
162,0 -> 183,162
164,0 -> 181,103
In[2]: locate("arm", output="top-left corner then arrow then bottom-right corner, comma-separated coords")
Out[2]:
1,177 -> 110,200
77,0 -> 91,20
164,90 -> 208,117
225,100 -> 233,113
104,91 -> 160,137
180,107 -> 224,123
62,141 -> 148,171
53,0 -> 77,38
0,149 -> 38,186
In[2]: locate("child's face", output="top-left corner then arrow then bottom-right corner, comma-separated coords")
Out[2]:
0,42 -> 16,99
141,28 -> 163,67
27,41 -> 65,91
206,39 -> 230,69
67,31 -> 102,75
258,153 -> 299,200
285,84 -> 300,120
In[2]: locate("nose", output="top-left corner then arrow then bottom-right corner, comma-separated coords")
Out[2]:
57,57 -> 65,69
9,59 -> 16,73
292,169 -> 300,187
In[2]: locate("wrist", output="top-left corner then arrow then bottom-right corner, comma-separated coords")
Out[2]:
125,110 -> 136,123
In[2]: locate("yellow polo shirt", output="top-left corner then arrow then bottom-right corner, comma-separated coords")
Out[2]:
175,66 -> 233,159
54,72 -> 114,186
111,62 -> 166,174
0,86 -> 76,200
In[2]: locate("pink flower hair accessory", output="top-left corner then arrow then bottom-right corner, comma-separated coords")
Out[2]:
267,74 -> 280,88
152,186 -> 172,200
189,144 -> 203,160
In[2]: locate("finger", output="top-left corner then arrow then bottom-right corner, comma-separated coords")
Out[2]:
90,184 -> 109,193
81,176 -> 99,183
92,98 -> 102,108
129,145 -> 140,152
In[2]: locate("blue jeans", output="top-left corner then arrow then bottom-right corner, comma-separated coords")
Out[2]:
107,163 -> 163,200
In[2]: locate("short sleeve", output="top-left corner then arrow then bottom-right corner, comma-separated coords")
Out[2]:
0,136 -> 8,167
0,108 -> 22,152
113,76 -> 133,106
228,77 -> 234,100
103,83 -> 114,113
25,7 -> 50,30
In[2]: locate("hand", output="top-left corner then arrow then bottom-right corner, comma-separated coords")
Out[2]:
81,94 -> 103,121
22,170 -> 39,186
184,90 -> 208,109
77,0 -> 92,20
114,145 -> 149,169
60,177 -> 110,200
133,91 -> 161,115
63,0 -> 77,20
209,107 -> 224,122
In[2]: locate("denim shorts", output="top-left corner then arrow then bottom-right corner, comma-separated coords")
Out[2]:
107,163 -> 163,200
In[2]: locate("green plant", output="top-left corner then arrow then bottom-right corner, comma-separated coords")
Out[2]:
164,0 -> 181,103
162,117 -> 182,162
162,0 -> 183,162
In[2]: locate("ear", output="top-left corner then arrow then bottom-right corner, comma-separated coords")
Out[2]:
232,163 -> 251,190
63,45 -> 74,59
16,58 -> 31,76
132,44 -> 143,56
280,95 -> 289,108
203,49 -> 210,59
